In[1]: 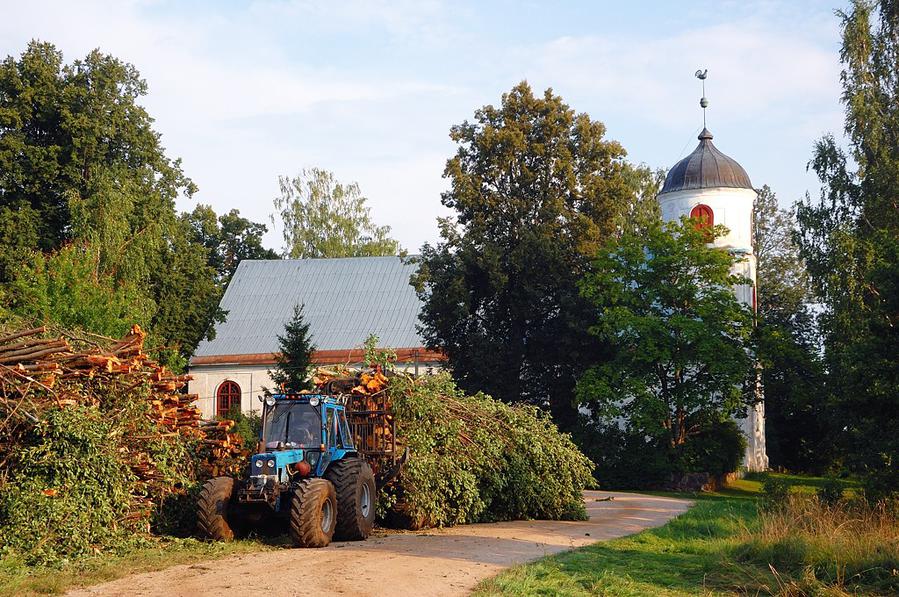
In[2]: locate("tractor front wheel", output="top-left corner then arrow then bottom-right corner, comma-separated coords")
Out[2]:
197,476 -> 240,541
325,457 -> 377,540
289,478 -> 337,547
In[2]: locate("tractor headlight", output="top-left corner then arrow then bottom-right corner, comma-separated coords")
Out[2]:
267,459 -> 275,468
265,395 -> 276,407
309,396 -> 320,407
306,452 -> 319,466
255,460 -> 263,468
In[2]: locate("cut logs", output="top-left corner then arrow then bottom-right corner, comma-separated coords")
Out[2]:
0,324 -> 246,522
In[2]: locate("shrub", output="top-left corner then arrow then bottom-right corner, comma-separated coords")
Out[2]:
760,474 -> 792,511
223,406 -> 261,450
817,477 -> 845,507
385,373 -> 594,527
573,417 -> 745,490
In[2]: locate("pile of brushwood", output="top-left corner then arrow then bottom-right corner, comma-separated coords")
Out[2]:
380,372 -> 594,528
0,325 -> 245,565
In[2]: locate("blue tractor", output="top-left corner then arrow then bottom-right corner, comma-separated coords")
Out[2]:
196,393 -> 380,547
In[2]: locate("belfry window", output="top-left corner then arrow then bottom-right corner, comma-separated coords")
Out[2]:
217,380 -> 241,417
690,204 -> 714,229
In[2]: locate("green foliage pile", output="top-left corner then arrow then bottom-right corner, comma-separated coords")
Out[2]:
0,384 -> 198,566
384,373 -> 594,528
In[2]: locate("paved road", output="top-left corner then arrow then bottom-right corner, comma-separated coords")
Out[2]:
69,491 -> 692,597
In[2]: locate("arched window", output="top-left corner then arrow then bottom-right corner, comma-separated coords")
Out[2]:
690,204 -> 714,229
217,380 -> 241,417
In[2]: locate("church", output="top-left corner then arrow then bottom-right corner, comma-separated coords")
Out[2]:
188,119 -> 769,472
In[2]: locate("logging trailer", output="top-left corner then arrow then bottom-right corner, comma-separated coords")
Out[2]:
197,388 -> 402,547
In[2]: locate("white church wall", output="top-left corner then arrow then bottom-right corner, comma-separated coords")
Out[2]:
658,186 -> 756,251
188,364 -> 274,419
188,360 -> 443,420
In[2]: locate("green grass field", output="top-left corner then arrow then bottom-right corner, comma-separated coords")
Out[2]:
476,474 -> 894,597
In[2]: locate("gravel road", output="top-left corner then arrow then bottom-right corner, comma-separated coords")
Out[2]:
68,491 -> 692,597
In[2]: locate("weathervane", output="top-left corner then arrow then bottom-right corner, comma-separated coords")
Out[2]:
695,68 -> 709,128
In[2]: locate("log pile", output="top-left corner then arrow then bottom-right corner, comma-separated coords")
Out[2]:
310,365 -> 398,478
0,324 -> 246,520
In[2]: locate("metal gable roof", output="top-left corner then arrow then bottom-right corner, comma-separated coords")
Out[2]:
192,256 -> 425,359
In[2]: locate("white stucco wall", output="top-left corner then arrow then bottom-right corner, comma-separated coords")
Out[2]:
188,360 -> 441,420
659,185 -> 768,472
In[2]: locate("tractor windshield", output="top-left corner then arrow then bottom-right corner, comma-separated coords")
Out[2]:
262,402 -> 321,449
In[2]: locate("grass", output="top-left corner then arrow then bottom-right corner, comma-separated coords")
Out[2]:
475,474 -> 895,597
0,538 -> 269,596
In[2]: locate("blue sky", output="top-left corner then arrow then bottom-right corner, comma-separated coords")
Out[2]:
2,0 -> 847,252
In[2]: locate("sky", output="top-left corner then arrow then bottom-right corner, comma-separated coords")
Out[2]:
1,0 -> 848,253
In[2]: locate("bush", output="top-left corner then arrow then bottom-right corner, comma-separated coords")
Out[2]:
573,417 -> 745,490
817,477 -> 845,506
223,406 -> 261,450
385,373 -> 594,528
760,474 -> 792,511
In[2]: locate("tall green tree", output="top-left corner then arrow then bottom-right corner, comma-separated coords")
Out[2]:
414,82 -> 634,427
186,205 -> 278,284
617,164 -> 664,236
273,168 -> 400,259
752,185 -> 829,472
270,304 -> 317,392
795,1 -> 899,495
0,42 -> 220,362
577,218 -> 755,452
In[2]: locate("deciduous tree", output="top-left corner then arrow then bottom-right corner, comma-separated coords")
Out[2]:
414,82 -> 633,427
795,0 -> 899,496
273,168 -> 399,259
752,185 -> 830,472
577,219 -> 755,454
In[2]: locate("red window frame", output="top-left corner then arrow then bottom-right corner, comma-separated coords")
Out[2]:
216,380 -> 241,417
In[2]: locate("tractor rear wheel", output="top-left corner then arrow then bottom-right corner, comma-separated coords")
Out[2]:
289,478 -> 337,547
197,476 -> 240,541
325,457 -> 377,540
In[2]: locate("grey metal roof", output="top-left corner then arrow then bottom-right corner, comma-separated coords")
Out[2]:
659,128 -> 753,195
193,256 -> 424,357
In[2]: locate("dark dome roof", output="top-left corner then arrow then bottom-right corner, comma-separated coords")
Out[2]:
659,128 -> 753,195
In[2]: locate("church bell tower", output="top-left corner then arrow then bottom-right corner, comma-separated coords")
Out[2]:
656,70 -> 768,472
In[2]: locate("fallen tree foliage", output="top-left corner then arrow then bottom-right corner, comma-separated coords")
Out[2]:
0,325 -> 245,565
307,365 -> 595,528
382,372 -> 594,528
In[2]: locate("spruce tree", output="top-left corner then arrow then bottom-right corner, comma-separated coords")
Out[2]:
270,304 -> 316,392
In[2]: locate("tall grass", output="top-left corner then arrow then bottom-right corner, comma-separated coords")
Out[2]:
736,494 -> 899,595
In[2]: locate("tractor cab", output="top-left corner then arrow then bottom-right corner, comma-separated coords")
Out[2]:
242,394 -> 356,510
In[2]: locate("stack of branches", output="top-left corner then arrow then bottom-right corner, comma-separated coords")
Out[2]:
0,324 -> 245,525
310,364 -> 594,531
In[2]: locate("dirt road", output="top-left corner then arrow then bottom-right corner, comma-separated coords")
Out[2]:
69,491 -> 691,597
